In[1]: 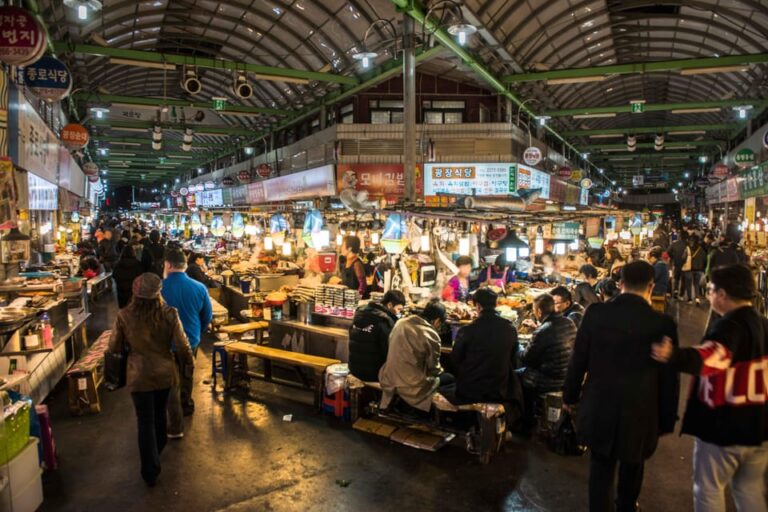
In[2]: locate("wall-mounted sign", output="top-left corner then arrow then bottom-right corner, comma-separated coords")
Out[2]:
82,162 -> 98,176
580,187 -> 589,206
27,173 -> 58,210
735,148 -> 756,168
179,187 -> 189,196
9,91 -> 60,183
712,164 -> 729,177
261,165 -> 336,202
238,169 -> 251,183
337,163 -> 422,199
516,163 -> 551,199
256,163 -> 272,178
424,163 -> 518,198
61,123 -> 89,150
580,178 -> 593,189
557,166 -> 572,179
0,7 -> 45,66
21,55 -> 72,101
630,100 -> 645,114
222,176 -> 234,187
204,180 -> 215,190
523,147 -> 542,166
196,189 -> 224,207
552,222 -> 581,240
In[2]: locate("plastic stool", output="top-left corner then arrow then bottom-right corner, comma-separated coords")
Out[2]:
212,342 -> 228,388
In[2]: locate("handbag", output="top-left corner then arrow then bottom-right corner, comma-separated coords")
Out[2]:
548,410 -> 586,456
104,345 -> 128,391
681,248 -> 692,272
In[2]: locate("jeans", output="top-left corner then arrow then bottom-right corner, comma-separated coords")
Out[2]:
693,438 -> 768,512
589,451 -> 644,512
131,388 -> 170,483
167,348 -> 196,435
683,271 -> 704,301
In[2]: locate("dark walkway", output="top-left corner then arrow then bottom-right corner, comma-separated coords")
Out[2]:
39,295 -> 723,512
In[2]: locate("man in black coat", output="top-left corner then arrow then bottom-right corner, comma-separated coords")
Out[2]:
563,260 -> 679,512
551,285 -> 585,328
668,231 -> 689,298
348,290 -> 406,382
186,253 -> 219,288
452,288 -> 518,404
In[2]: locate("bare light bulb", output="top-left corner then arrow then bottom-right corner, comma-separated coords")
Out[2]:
458,30 -> 467,45
77,4 -> 88,20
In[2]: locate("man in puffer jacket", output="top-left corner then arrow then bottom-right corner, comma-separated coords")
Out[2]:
348,290 -> 406,382
517,293 -> 576,426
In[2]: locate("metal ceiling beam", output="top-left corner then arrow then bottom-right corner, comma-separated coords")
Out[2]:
562,124 -> 742,136
584,141 -> 721,150
545,100 -> 768,117
389,0 -> 605,182
592,152 -> 702,160
73,93 -> 291,117
51,42 -> 358,86
92,136 -> 223,148
502,54 -> 768,83
87,119 -> 256,137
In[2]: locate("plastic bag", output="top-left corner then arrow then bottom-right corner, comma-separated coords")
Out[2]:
547,411 -> 586,456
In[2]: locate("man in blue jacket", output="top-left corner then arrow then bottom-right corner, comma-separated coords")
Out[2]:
162,247 -> 212,438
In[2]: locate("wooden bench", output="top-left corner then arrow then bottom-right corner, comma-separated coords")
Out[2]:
87,272 -> 112,305
66,330 -> 111,415
348,376 -> 506,464
219,321 -> 269,343
224,341 -> 340,408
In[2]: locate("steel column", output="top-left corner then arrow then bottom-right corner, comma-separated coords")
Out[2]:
403,15 -> 417,203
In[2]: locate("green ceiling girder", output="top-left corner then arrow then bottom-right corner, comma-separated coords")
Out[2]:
389,0 -> 595,172
545,99 -> 768,117
503,53 -> 768,83
562,123 -> 742,137
585,141 -> 721,150
52,42 -> 357,86
93,136 -> 222,148
594,152 -> 701,160
87,119 -> 256,137
74,93 -> 290,116
96,151 -> 209,158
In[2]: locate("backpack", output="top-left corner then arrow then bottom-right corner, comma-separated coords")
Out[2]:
548,411 -> 586,456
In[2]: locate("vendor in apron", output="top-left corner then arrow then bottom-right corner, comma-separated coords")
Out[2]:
442,255 -> 474,302
476,255 -> 513,288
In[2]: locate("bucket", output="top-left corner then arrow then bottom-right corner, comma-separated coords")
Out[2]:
318,253 -> 338,273
297,302 -> 313,324
240,279 -> 251,294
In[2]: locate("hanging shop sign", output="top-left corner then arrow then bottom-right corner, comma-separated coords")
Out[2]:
246,181 -> 266,203
238,169 -> 251,183
222,176 -> 234,187
337,163 -> 423,199
0,7 -> 46,67
57,147 -> 85,196
580,178 -> 593,190
186,194 -> 196,209
515,163 -> 551,199
60,123 -> 89,150
424,163 -> 518,199
231,185 -> 247,206
82,162 -> 98,176
552,222 -> 581,240
196,189 -> 224,208
9,90 -> 60,184
569,169 -> 583,183
261,164 -> 336,202
557,166 -> 572,179
21,55 -> 72,102
580,187 -> 589,206
27,173 -> 58,210
204,180 -> 215,190
256,163 -> 272,178
741,162 -> 768,199
735,148 -> 756,168
522,147 -> 542,166
179,187 -> 189,196
712,164 -> 729,177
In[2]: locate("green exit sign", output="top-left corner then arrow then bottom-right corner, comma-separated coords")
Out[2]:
212,97 -> 227,110
630,100 -> 645,113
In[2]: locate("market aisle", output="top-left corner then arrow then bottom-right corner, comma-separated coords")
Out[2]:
39,299 -> 719,512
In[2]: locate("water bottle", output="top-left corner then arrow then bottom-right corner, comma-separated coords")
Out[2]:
41,312 -> 53,348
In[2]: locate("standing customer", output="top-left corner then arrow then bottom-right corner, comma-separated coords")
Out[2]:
669,231 -> 689,298
683,236 -> 707,305
108,273 -> 193,486
96,228 -> 118,272
146,229 -> 166,277
112,245 -> 145,308
652,264 -> 767,512
162,247 -> 213,437
563,261 -> 679,512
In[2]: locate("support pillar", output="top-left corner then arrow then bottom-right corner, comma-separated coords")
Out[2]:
403,15 -> 417,203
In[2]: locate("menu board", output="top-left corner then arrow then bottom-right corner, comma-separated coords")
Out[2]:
196,189 -> 224,207
516,163 -> 551,200
27,173 -> 58,210
552,222 -> 581,240
423,163 -> 519,197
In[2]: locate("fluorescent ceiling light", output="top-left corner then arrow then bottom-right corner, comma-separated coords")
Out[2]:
608,157 -> 633,161
546,76 -> 606,85
670,108 -> 721,114
668,130 -> 707,135
217,110 -> 265,118
169,155 -> 194,159
109,152 -> 136,156
680,65 -> 749,76
573,113 -> 617,119
588,133 -> 625,139
252,73 -> 310,85
110,142 -> 142,146
109,58 -> 176,71
662,156 -> 691,160
601,148 -> 630,152
112,127 -> 149,133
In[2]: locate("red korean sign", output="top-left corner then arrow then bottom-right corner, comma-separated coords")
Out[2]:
61,123 -> 89,150
337,164 -> 422,198
712,164 -> 729,177
557,166 -> 572,179
0,7 -> 45,67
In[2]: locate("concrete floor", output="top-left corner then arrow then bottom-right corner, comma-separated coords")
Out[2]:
37,294 -> 734,512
